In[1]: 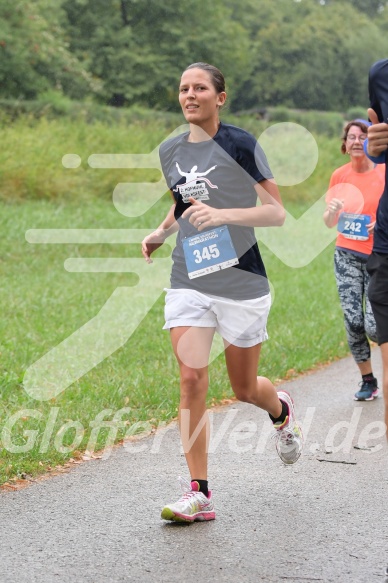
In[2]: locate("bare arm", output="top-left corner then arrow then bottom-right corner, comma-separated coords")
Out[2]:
323,197 -> 344,228
182,179 -> 285,230
141,202 -> 178,264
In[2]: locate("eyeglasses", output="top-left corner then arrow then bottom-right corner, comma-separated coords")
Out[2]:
346,134 -> 367,142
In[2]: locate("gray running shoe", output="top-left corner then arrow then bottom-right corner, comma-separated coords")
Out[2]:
272,390 -> 303,465
354,379 -> 378,401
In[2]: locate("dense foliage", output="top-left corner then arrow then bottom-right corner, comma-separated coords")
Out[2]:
1,0 -> 388,111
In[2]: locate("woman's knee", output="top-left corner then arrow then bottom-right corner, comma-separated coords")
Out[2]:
231,379 -> 257,403
345,318 -> 365,339
179,368 -> 208,400
364,316 -> 378,343
365,325 -> 378,344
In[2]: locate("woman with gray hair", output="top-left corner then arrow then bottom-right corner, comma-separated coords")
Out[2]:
323,119 -> 384,401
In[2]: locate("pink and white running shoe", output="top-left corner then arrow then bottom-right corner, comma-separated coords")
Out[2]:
161,477 -> 215,523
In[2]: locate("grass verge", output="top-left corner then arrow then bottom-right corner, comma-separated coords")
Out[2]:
0,114 -> 349,485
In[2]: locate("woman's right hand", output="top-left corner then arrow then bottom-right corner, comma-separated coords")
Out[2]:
141,229 -> 166,264
327,198 -> 344,215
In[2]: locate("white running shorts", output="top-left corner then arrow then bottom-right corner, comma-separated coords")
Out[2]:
163,288 -> 271,348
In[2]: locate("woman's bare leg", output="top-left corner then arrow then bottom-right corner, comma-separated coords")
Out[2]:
170,326 -> 215,480
224,342 -> 282,417
380,343 -> 388,438
357,359 -> 373,376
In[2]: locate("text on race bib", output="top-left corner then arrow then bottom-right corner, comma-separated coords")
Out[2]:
183,226 -> 239,279
337,212 -> 371,241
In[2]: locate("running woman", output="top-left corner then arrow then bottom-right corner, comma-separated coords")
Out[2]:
141,62 -> 303,523
323,120 -> 384,401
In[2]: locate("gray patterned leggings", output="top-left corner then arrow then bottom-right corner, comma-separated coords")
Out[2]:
334,249 -> 377,363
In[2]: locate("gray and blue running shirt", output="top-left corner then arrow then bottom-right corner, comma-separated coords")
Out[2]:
159,122 -> 274,299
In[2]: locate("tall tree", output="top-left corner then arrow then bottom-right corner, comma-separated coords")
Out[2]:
323,0 -> 388,16
231,0 -> 388,111
2,0 -> 387,111
0,0 -> 97,99
61,0 -> 251,109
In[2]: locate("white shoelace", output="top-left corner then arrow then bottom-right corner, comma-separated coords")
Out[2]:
271,426 -> 296,446
177,476 -> 197,500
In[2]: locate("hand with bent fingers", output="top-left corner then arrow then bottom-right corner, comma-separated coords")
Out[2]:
327,198 -> 344,215
182,197 -> 225,231
141,229 -> 166,263
367,108 -> 388,157
367,220 -> 376,234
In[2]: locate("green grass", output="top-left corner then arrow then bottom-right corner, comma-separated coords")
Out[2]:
0,114 -> 350,485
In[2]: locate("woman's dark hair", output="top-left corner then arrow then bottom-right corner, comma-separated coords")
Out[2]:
184,62 -> 226,94
341,120 -> 369,154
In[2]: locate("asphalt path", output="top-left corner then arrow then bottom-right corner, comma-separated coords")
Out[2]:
0,348 -> 387,583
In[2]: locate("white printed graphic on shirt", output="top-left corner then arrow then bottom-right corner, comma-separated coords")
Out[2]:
173,162 -> 218,202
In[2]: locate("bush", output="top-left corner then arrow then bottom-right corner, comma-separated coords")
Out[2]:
268,106 -> 290,122
345,106 -> 369,123
234,106 -> 346,137
0,98 -> 183,128
0,98 -> 351,138
293,110 -> 345,137
37,91 -> 75,116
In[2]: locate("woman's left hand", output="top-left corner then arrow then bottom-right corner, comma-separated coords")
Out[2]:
182,197 -> 225,231
367,220 -> 376,234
